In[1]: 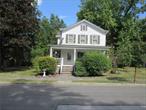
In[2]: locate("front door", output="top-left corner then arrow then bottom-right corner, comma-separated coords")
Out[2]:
61,50 -> 74,65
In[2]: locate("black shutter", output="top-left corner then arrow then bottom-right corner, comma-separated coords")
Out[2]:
98,35 -> 100,44
66,34 -> 68,43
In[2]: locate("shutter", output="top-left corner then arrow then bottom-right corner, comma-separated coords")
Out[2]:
86,25 -> 87,31
66,34 -> 68,43
78,35 -> 80,44
98,35 -> 100,44
74,35 -> 76,43
86,35 -> 88,44
90,35 -> 92,44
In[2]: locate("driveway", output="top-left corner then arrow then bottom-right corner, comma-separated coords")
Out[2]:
0,84 -> 146,110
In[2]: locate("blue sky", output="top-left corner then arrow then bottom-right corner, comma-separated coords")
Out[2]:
38,0 -> 81,25
38,0 -> 146,26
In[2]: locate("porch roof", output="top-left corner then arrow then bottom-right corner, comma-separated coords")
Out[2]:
49,45 -> 110,50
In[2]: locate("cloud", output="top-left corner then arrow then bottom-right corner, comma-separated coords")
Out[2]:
36,0 -> 42,5
59,15 -> 68,19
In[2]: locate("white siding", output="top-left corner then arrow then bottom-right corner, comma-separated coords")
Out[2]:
61,23 -> 106,46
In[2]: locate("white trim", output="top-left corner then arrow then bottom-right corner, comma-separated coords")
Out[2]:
58,65 -> 73,66
51,47 -> 108,50
50,47 -> 52,57
61,19 -> 108,34
74,48 -> 76,62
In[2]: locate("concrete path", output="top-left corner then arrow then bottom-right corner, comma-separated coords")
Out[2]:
0,84 -> 146,110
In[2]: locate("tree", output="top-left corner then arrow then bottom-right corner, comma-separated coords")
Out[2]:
49,14 -> 66,44
77,0 -> 145,67
0,0 -> 39,69
31,14 -> 66,59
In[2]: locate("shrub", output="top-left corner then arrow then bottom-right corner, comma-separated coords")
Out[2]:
33,56 -> 57,75
74,60 -> 88,77
82,51 -> 112,76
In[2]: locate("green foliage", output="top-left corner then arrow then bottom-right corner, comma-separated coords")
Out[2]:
0,0 -> 39,69
31,14 -> 66,61
31,47 -> 49,60
77,0 -> 145,67
33,56 -> 57,74
74,60 -> 88,77
82,51 -> 112,76
74,51 -> 112,76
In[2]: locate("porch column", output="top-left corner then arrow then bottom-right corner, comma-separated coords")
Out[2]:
73,48 -> 76,63
50,47 -> 53,57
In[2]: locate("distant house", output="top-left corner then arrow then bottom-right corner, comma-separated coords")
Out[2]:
49,19 -> 109,73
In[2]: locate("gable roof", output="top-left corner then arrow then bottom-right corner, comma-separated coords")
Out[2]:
60,19 -> 109,34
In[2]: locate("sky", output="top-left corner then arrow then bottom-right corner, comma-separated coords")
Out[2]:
38,0 -> 81,26
38,0 -> 146,26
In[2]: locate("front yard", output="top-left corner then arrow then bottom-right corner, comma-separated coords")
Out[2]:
0,67 -> 145,84
74,67 -> 146,84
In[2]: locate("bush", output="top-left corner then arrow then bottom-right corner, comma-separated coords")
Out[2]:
82,51 -> 112,76
74,61 -> 88,77
33,56 -> 57,75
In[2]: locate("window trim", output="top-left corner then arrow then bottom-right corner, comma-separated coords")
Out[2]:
90,35 -> 100,44
66,34 -> 76,44
78,35 -> 88,44
81,25 -> 87,31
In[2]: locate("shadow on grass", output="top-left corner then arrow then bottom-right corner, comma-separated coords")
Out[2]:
0,66 -> 31,72
106,77 -> 128,82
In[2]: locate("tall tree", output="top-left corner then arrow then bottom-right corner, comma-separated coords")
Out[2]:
31,14 -> 66,58
0,0 -> 39,69
77,0 -> 146,67
49,14 -> 66,44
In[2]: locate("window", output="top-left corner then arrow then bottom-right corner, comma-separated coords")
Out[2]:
90,35 -> 100,44
53,50 -> 61,58
81,25 -> 87,31
66,34 -> 76,44
67,53 -> 71,60
78,35 -> 88,44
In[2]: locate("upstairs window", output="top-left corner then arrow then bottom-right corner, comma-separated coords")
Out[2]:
81,25 -> 87,31
90,35 -> 100,44
66,34 -> 76,44
78,35 -> 88,44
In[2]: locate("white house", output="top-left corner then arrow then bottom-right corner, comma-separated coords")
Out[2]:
49,19 -> 109,73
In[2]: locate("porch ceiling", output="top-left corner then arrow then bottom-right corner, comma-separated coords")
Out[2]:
49,45 -> 110,50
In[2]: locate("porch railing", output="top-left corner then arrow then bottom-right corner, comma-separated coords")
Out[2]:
56,58 -> 63,73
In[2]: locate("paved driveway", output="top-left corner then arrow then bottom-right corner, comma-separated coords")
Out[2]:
0,84 -> 146,110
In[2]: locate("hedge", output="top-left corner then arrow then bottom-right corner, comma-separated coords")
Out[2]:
33,56 -> 57,75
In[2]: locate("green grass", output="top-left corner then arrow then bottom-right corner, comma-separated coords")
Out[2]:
0,68 -> 56,84
73,67 -> 146,84
0,67 -> 145,84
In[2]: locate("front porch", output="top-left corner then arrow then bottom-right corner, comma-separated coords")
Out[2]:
49,45 -> 110,73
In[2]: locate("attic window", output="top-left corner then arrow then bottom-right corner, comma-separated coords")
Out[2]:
81,25 -> 87,31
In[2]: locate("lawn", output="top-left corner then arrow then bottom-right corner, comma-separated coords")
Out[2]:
73,67 -> 146,84
0,68 -> 56,84
0,67 -> 145,84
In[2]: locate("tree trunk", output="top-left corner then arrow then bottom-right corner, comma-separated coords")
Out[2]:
133,67 -> 137,83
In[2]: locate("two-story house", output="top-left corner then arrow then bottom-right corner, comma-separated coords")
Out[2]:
49,19 -> 109,73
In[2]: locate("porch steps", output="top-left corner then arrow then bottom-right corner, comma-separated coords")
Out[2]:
62,66 -> 73,73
